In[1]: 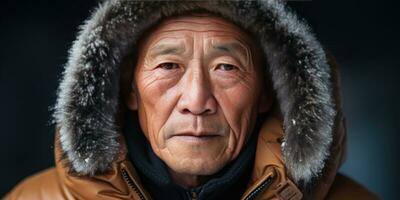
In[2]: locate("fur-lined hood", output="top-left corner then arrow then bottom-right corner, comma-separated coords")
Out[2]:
54,0 -> 342,188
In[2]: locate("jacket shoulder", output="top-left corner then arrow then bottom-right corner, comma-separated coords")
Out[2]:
4,167 -> 67,200
326,173 -> 380,200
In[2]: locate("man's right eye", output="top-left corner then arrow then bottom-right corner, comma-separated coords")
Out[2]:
158,62 -> 179,70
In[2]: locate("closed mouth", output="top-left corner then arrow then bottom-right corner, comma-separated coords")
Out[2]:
170,132 -> 222,141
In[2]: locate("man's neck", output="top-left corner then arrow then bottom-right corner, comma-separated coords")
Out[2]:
168,169 -> 210,188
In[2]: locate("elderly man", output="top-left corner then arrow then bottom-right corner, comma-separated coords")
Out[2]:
5,0 -> 377,199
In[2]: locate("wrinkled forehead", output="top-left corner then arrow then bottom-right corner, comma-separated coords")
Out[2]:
134,13 -> 265,74
155,14 -> 250,36
137,13 -> 258,54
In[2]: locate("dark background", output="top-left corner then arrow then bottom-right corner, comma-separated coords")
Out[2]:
1,0 -> 399,199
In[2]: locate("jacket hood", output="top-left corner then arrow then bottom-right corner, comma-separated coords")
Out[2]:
54,0 -> 339,186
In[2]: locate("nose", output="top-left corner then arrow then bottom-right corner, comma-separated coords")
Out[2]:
177,62 -> 217,115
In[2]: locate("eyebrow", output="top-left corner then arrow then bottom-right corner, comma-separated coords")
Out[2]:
213,43 -> 241,53
210,41 -> 250,65
149,43 -> 185,57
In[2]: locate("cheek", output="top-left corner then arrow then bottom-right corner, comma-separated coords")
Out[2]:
214,78 -> 260,151
136,71 -> 180,150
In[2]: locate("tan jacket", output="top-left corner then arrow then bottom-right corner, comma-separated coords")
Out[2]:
5,116 -> 378,200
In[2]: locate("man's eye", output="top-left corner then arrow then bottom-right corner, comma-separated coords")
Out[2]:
158,62 -> 179,70
216,63 -> 237,71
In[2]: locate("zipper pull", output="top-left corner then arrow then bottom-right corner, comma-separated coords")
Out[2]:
189,191 -> 198,200
274,179 -> 302,200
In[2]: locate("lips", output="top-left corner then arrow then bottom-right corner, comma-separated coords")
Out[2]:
170,131 -> 222,140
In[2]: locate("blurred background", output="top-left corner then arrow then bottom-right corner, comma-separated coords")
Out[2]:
0,0 -> 398,199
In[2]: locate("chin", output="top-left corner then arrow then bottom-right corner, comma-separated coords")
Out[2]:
156,132 -> 236,176
170,157 -> 228,176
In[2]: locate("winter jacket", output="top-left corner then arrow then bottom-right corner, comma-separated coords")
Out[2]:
5,0 -> 379,199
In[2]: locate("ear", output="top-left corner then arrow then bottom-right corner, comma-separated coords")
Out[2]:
258,88 -> 273,113
126,84 -> 138,111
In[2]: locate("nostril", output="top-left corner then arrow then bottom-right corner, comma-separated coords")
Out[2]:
181,108 -> 213,115
204,108 -> 212,114
182,108 -> 191,114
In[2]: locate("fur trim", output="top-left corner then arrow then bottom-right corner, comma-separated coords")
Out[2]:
54,0 -> 336,185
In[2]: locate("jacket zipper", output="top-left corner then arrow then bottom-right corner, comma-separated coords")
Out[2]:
243,175 -> 274,200
121,168 -> 147,200
188,191 -> 198,200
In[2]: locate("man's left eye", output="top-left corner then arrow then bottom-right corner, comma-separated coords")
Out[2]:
216,63 -> 237,71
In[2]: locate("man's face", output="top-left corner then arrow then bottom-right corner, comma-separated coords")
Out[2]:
128,14 -> 267,177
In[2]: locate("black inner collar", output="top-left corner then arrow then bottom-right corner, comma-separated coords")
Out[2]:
124,111 -> 260,200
